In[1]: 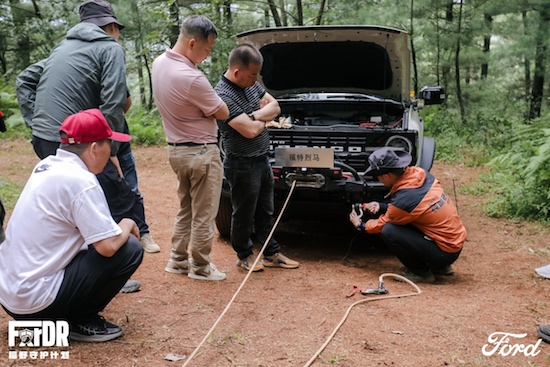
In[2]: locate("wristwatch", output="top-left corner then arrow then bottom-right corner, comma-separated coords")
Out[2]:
248,113 -> 256,121
356,221 -> 365,232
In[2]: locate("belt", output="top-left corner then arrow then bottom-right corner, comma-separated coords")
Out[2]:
226,154 -> 268,161
167,142 -> 217,147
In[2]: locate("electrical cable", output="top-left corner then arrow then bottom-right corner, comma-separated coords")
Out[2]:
302,273 -> 422,367
181,180 -> 298,367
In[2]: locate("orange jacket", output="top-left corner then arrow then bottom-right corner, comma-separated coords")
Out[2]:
366,166 -> 466,253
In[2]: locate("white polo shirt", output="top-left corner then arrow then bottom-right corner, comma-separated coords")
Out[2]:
0,149 -> 121,314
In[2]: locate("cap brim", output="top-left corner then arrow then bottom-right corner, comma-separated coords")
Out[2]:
109,131 -> 131,142
365,167 -> 391,177
82,17 -> 124,30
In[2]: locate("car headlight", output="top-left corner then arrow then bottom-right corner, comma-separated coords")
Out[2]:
385,135 -> 412,154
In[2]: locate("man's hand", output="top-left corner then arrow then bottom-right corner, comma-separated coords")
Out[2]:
349,209 -> 362,227
364,201 -> 380,214
119,217 -> 140,240
93,218 -> 139,257
109,156 -> 124,178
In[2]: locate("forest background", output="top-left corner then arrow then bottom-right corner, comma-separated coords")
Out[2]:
1,0 -> 550,224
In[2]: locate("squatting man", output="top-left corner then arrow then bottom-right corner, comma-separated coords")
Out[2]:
0,109 -> 143,342
349,147 -> 467,283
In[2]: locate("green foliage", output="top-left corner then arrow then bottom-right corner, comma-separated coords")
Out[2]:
125,109 -> 165,146
484,113 -> 550,220
0,89 -> 32,140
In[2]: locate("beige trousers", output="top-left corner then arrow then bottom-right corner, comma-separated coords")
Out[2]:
167,144 -> 222,271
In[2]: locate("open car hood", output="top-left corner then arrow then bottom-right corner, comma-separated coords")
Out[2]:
236,25 -> 411,102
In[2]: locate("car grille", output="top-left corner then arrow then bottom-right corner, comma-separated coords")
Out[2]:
269,129 -> 418,173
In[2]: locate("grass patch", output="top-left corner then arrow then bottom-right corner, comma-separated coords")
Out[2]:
0,179 -> 23,211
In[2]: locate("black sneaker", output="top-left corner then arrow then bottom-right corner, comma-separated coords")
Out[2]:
70,316 -> 123,342
538,324 -> 550,344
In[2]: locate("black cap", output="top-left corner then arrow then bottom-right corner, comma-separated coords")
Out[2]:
79,0 -> 124,30
365,147 -> 412,176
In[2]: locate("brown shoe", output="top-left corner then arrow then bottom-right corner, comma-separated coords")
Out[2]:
237,255 -> 264,272
263,253 -> 299,269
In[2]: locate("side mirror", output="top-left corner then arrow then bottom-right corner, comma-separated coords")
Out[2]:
419,86 -> 445,105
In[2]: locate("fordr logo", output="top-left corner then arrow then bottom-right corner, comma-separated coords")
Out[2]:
8,320 -> 69,347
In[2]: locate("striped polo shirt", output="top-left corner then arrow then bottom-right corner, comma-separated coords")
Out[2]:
215,76 -> 270,158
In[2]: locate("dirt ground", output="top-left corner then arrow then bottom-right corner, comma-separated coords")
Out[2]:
1,139 -> 550,367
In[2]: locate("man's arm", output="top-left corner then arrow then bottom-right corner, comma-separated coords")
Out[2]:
211,102 -> 229,120
226,92 -> 280,139
15,59 -> 46,128
252,93 -> 280,122
228,113 -> 267,139
99,45 -> 128,156
93,218 -> 139,257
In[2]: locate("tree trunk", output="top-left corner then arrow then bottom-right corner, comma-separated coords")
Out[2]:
169,1 -> 180,48
131,1 -> 146,108
441,0 -> 454,94
529,7 -> 550,120
296,0 -> 303,26
410,0 -> 418,95
144,55 -> 154,111
481,13 -> 492,79
267,0 -> 282,27
223,0 -> 232,26
455,0 -> 465,123
522,10 -> 531,101
9,0 -> 31,71
279,0 -> 287,26
315,0 -> 327,25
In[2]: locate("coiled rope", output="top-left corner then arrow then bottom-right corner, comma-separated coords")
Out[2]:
302,273 -> 422,367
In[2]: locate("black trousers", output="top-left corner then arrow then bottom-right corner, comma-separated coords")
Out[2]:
380,223 -> 461,275
4,237 -> 143,323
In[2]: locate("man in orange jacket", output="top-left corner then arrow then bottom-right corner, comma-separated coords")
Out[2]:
349,147 -> 466,283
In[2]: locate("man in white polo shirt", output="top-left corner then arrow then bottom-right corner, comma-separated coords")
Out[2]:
0,109 -> 144,342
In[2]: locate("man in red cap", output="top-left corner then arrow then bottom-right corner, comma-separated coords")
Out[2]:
0,109 -> 144,342
349,147 -> 466,283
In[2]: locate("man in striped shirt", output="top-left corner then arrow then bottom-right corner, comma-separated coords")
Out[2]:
215,44 -> 299,272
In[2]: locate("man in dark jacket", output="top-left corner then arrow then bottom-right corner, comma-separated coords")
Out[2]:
349,147 -> 467,283
15,0 -> 160,259
16,0 -> 126,159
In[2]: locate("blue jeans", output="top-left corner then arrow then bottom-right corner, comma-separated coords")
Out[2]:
118,149 -> 149,236
224,155 -> 280,259
380,223 -> 461,275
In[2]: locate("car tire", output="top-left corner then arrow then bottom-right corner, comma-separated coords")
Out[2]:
419,136 -> 435,172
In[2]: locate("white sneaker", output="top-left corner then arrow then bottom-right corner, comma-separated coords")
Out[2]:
165,259 -> 190,275
188,263 -> 227,281
535,264 -> 550,279
140,233 -> 161,253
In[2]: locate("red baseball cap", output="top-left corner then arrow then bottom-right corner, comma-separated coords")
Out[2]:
60,109 -> 131,144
